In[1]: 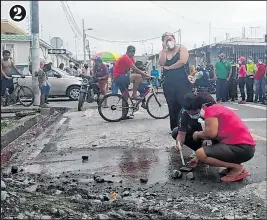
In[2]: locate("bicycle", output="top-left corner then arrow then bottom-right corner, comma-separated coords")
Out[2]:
98,76 -> 169,122
78,76 -> 101,111
2,76 -> 34,107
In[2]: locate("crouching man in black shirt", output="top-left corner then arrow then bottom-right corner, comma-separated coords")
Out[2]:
171,92 -> 217,167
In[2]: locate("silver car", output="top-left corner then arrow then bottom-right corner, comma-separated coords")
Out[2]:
12,65 -> 82,100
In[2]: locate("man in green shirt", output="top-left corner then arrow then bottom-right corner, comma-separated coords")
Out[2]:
214,53 -> 232,102
228,58 -> 238,101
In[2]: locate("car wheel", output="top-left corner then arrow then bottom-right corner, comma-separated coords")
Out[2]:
67,85 -> 80,100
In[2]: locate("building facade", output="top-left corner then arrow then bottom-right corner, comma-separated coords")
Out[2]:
1,34 -> 72,67
1,19 -> 74,67
189,38 -> 267,66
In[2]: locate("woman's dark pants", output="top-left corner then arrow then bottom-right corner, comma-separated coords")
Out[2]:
246,76 -> 254,102
239,77 -> 246,101
163,84 -> 192,131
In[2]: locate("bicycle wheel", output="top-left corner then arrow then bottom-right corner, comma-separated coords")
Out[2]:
17,86 -> 34,107
98,93 -> 129,122
78,92 -> 86,111
146,91 -> 169,119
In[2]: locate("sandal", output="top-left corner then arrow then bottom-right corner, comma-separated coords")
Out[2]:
220,167 -> 250,182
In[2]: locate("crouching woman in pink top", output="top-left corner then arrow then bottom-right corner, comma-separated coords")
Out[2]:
185,92 -> 256,182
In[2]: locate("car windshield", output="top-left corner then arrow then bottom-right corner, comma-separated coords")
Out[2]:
52,66 -> 72,76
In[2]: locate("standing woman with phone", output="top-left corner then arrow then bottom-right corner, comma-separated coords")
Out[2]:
159,32 -> 192,132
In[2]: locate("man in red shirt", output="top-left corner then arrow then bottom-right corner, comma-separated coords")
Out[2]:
113,45 -> 148,100
176,92 -> 255,182
254,58 -> 266,102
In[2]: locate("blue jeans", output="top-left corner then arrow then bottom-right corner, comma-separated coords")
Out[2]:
255,77 -> 266,101
40,82 -> 51,96
111,79 -> 119,95
216,79 -> 229,101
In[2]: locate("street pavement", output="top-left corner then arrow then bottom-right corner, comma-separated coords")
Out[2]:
1,99 -> 266,219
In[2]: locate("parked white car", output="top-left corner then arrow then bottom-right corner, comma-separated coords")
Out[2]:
12,65 -> 82,100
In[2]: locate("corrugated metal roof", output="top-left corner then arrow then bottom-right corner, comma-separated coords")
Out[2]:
189,38 -> 266,52
217,42 -> 266,46
217,38 -> 266,46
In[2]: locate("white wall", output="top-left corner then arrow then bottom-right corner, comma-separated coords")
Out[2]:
1,40 -> 30,64
2,40 -> 72,67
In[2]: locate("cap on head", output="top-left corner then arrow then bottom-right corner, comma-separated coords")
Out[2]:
218,53 -> 225,59
94,56 -> 102,62
238,56 -> 246,62
127,45 -> 136,53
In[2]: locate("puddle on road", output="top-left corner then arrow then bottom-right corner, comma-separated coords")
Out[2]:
24,147 -> 194,184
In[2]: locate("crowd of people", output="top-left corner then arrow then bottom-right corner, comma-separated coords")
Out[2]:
108,32 -> 258,182
2,31 -> 263,182
214,54 -> 266,104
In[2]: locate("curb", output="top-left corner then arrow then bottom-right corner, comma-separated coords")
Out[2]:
1,106 -> 41,113
1,114 -> 43,149
1,107 -> 69,150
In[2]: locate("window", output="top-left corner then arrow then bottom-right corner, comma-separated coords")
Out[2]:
46,70 -> 56,77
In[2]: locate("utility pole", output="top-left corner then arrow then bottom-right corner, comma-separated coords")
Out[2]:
150,43 -> 154,54
74,35 -> 77,60
82,19 -> 86,64
87,39 -> 91,67
30,1 -> 40,106
249,26 -> 260,38
209,22 -> 211,46
242,27 -> 246,39
178,29 -> 181,46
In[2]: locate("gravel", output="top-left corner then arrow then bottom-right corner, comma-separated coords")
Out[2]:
1,180 -> 6,190
1,171 -> 266,220
1,191 -> 7,201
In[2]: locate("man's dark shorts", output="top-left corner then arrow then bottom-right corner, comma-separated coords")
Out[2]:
203,143 -> 255,164
113,74 -> 130,92
1,76 -> 14,96
171,127 -> 255,164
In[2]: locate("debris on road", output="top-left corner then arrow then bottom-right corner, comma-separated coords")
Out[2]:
186,172 -> 195,180
171,170 -> 183,179
140,178 -> 148,183
0,171 -> 266,220
82,155 -> 89,162
179,166 -> 193,172
11,165 -> 18,174
1,180 -> 6,190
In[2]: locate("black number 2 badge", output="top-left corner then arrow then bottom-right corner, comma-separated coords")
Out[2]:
9,5 -> 26,22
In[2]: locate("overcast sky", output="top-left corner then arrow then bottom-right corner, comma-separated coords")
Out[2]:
1,1 -> 266,60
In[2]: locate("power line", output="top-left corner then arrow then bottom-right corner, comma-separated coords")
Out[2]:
86,30 -> 180,44
150,1 -> 240,31
60,1 -> 80,38
63,1 -> 82,36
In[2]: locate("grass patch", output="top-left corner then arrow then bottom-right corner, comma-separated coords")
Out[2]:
1,119 -> 18,132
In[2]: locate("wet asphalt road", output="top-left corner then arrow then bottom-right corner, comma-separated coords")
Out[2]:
2,99 -> 267,219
